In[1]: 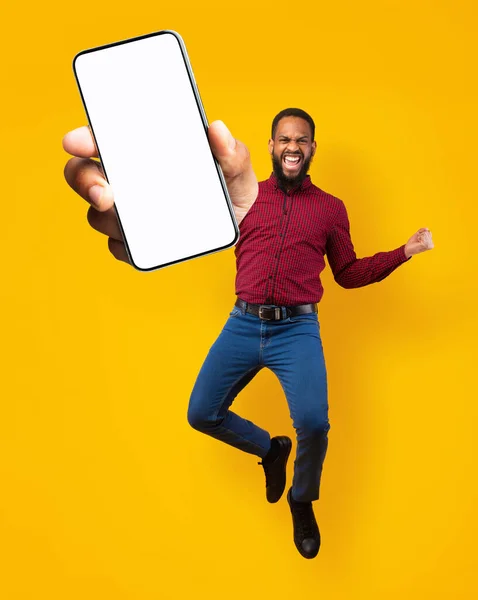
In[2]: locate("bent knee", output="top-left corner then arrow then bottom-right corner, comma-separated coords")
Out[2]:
187,408 -> 206,431
187,407 -> 220,432
295,417 -> 330,437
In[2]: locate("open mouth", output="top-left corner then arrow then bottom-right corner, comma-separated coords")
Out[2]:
283,153 -> 302,171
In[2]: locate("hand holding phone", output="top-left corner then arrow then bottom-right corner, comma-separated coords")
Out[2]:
69,30 -> 257,271
63,120 -> 258,265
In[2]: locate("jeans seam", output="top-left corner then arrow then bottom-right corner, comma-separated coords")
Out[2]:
211,423 -> 266,455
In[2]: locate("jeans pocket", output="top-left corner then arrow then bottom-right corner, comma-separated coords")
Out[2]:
288,312 -> 319,324
229,306 -> 242,318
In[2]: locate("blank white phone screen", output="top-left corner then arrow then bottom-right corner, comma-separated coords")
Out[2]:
73,31 -> 238,271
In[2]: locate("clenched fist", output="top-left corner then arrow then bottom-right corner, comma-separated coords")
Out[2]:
404,228 -> 434,258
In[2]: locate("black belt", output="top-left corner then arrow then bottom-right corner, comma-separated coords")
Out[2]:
235,297 -> 318,321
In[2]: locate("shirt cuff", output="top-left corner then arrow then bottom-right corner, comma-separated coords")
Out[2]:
395,243 -> 411,264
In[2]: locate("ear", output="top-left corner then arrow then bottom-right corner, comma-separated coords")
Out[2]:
268,138 -> 274,155
311,140 -> 317,156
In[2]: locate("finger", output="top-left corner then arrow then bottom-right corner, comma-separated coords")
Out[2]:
207,120 -> 258,208
207,120 -> 237,166
108,237 -> 131,264
87,205 -> 123,241
208,120 -> 253,179
424,232 -> 434,247
64,156 -> 114,212
419,231 -> 434,249
62,125 -> 99,158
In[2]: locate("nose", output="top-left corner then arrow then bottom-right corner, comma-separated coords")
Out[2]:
286,141 -> 300,153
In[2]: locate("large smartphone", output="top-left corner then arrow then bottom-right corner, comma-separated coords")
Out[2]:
73,29 -> 239,271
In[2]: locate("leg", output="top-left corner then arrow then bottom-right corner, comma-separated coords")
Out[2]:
264,315 -> 329,502
187,308 -> 271,457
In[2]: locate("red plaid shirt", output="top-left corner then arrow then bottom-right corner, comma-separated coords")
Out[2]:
234,171 -> 411,306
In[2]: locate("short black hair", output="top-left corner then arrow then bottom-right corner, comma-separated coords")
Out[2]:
271,108 -> 315,141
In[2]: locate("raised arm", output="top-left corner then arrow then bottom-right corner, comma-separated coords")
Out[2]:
325,200 -> 414,289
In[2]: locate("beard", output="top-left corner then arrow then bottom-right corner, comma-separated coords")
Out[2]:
272,150 -> 313,191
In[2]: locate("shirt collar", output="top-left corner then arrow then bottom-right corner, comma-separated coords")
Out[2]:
267,171 -> 313,193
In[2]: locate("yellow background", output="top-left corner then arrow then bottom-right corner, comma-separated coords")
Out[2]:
1,0 -> 477,598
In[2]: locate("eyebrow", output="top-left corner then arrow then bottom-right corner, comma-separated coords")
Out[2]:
278,135 -> 309,140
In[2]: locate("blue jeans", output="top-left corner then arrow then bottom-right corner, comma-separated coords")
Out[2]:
187,302 -> 330,502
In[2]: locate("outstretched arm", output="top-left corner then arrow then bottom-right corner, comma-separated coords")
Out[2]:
325,200 -> 433,289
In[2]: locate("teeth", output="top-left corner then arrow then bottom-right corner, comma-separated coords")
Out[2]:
284,155 -> 300,163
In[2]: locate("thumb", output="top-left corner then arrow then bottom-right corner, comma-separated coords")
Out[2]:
208,120 -> 237,156
207,120 -> 245,180
207,120 -> 258,210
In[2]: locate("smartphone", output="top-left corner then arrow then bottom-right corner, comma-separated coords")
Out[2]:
73,29 -> 239,271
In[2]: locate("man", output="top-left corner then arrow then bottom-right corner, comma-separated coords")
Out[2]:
63,108 -> 434,559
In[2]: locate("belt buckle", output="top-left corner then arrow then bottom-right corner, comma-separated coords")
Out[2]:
259,305 -> 281,320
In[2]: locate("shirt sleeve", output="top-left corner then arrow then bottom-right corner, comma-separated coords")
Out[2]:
325,199 -> 412,289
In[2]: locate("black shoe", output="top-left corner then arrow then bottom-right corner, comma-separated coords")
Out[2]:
257,436 -> 292,503
287,487 -> 321,559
